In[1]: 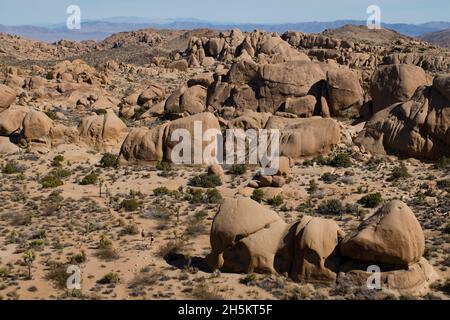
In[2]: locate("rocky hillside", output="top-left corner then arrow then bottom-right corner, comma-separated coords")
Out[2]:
422,29 -> 450,48
0,25 -> 449,300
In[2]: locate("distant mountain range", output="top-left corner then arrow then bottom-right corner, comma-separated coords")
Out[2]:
421,29 -> 450,48
1,17 -> 450,43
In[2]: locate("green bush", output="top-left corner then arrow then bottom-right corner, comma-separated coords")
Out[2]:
44,110 -> 57,120
317,199 -> 345,215
120,198 -> 143,212
46,262 -> 69,289
40,175 -> 63,188
94,109 -> 107,115
187,189 -> 204,204
229,164 -> 247,175
121,223 -> 140,235
240,273 -> 257,285
99,234 -> 112,249
80,172 -> 98,185
303,155 -> 328,166
251,189 -> 264,203
2,162 -> 24,174
0,266 -> 10,278
321,172 -> 339,184
133,106 -> 149,120
51,155 -> 64,167
307,179 -> 318,194
153,186 -> 171,196
205,188 -> 223,204
50,167 -> 71,179
29,239 -> 45,250
100,153 -> 119,168
156,161 -> 172,172
68,251 -> 87,264
389,164 -> 410,181
97,272 -> 119,284
329,153 -> 352,168
437,179 -> 450,190
189,174 -> 222,188
359,192 -> 383,208
268,195 -> 284,207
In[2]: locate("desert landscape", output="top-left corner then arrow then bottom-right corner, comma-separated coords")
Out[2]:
0,20 -> 449,301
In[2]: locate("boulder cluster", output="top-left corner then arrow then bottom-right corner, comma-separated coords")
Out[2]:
207,197 -> 438,295
356,70 -> 449,160
181,31 -> 364,117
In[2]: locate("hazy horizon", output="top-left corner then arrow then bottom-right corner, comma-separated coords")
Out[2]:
0,0 -> 449,26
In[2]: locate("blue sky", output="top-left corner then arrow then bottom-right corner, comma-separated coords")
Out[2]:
0,0 -> 448,26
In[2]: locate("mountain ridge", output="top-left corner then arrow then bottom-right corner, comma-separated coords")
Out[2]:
1,18 -> 450,43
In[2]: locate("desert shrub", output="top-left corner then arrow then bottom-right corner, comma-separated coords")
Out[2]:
96,247 -> 120,261
434,156 -> 450,170
144,205 -> 172,221
189,174 -> 222,188
68,251 -> 87,264
133,106 -> 149,120
40,175 -> 63,188
437,179 -> 450,190
96,234 -> 119,260
317,199 -> 345,215
41,190 -> 64,215
31,230 -> 46,240
80,172 -> 98,185
251,189 -> 264,203
156,161 -> 172,172
94,109 -> 107,115
100,153 -> 119,168
345,203 -> 365,218
389,164 -> 410,181
204,188 -> 223,204
157,240 -> 185,258
120,198 -> 143,212
444,223 -> 450,234
29,239 -> 45,250
288,287 -> 311,300
153,186 -> 170,196
329,153 -> 352,168
0,266 -> 10,278
185,211 -> 209,236
304,153 -> 352,168
99,234 -> 112,249
121,223 -> 140,235
240,273 -> 257,285
51,155 -> 64,167
186,188 -> 204,204
128,269 -> 160,292
44,110 -> 57,120
2,161 -> 25,174
303,155 -> 328,166
7,212 -> 32,226
359,192 -> 383,208
97,272 -> 119,284
50,167 -> 71,179
321,172 -> 339,184
268,195 -> 284,207
46,262 -> 69,289
229,164 -> 247,175
192,283 -> 224,300
308,179 -> 318,194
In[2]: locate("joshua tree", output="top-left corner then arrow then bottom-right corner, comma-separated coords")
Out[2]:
99,178 -> 104,197
23,250 -> 35,280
